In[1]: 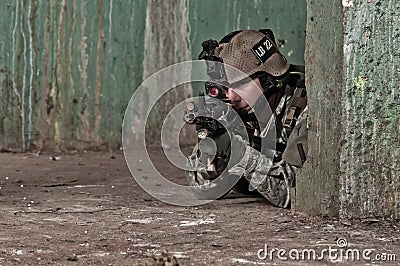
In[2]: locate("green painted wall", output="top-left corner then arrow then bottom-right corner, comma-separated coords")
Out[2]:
189,0 -> 306,65
340,0 -> 400,219
297,0 -> 400,219
0,0 -> 306,151
0,0 -> 147,151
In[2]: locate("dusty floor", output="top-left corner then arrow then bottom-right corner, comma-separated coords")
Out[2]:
0,148 -> 399,265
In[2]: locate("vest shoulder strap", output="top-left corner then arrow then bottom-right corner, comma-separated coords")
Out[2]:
283,84 -> 307,138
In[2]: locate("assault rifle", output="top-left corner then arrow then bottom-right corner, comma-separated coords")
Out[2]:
183,83 -> 262,197
183,90 -> 227,141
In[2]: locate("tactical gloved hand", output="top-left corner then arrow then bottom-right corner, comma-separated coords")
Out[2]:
212,131 -> 247,169
186,130 -> 248,199
190,131 -> 247,182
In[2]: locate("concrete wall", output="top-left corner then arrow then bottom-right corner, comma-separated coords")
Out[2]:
296,0 -> 344,217
297,0 -> 400,219
341,0 -> 400,219
0,0 -> 306,151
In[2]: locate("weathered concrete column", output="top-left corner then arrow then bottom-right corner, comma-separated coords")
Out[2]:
296,0 -> 400,219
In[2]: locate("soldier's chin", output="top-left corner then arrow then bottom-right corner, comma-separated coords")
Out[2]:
236,106 -> 252,114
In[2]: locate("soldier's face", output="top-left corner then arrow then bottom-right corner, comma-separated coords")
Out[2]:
225,77 -> 263,113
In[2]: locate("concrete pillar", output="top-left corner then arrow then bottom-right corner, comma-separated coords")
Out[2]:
296,0 -> 400,219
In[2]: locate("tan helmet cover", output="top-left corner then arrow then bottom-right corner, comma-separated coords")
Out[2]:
214,30 -> 290,85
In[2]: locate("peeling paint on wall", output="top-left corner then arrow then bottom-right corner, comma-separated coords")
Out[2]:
139,0 -> 193,143
342,0 -> 354,8
353,75 -> 366,92
0,0 -> 147,151
0,0 -> 306,151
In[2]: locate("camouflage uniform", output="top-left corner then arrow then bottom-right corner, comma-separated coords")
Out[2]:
221,78 -> 307,208
187,30 -> 308,208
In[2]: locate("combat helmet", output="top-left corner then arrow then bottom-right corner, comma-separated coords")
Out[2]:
199,29 -> 290,87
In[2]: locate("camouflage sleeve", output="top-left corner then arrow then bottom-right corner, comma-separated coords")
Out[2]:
186,97 -> 307,208
227,106 -> 308,208
226,137 -> 292,208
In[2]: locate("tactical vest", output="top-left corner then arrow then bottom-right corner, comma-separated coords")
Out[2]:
282,75 -> 308,167
245,69 -> 308,167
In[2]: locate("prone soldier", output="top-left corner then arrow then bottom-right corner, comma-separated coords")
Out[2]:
184,29 -> 308,208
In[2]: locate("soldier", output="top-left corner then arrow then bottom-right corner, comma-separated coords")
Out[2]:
186,29 -> 307,208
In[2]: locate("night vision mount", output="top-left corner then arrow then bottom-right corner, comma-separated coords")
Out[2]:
198,39 -> 228,84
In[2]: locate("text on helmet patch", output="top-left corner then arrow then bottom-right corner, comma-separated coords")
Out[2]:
251,36 -> 276,63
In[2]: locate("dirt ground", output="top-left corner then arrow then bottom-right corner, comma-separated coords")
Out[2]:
0,147 -> 399,265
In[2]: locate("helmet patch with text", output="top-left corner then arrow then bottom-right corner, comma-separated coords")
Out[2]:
251,36 -> 277,64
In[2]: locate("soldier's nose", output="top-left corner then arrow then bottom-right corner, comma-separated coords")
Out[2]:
226,88 -> 242,102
